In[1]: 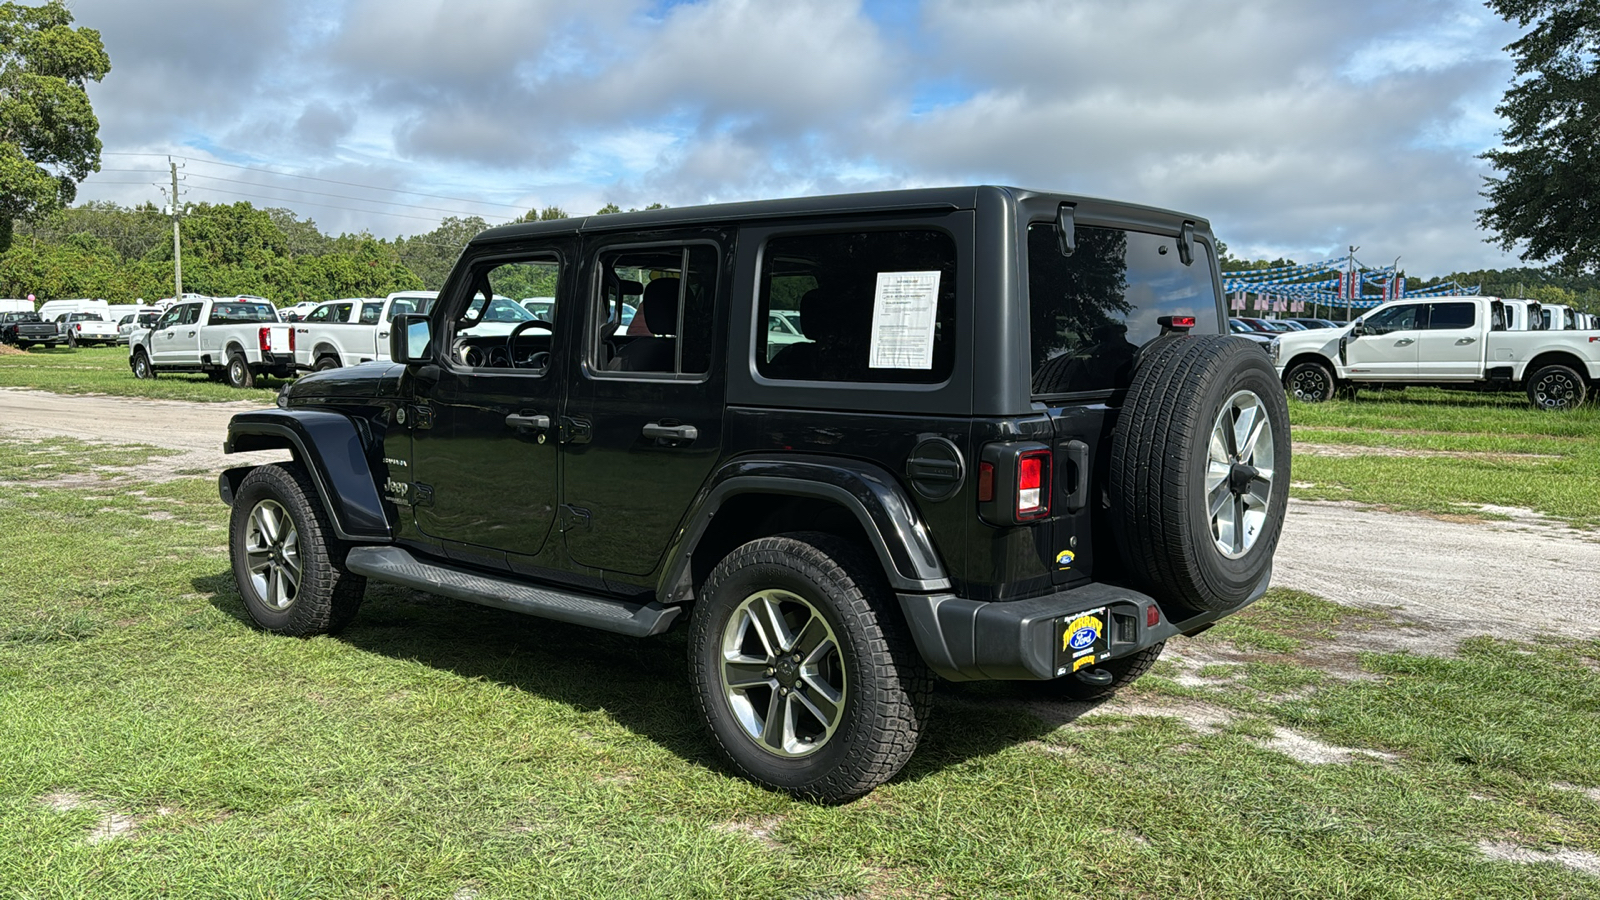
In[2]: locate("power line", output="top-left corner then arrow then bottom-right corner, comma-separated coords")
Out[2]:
182,171 -> 507,218
181,183 -> 485,225
101,151 -> 532,212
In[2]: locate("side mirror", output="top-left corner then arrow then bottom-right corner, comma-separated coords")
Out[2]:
1349,320 -> 1366,337
391,314 -> 432,364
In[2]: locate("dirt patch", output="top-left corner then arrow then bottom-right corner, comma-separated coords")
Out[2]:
713,816 -> 786,851
36,791 -> 172,844
1479,841 -> 1600,879
1298,425 -> 1587,443
1293,442 -> 1557,462
1264,728 -> 1398,765
1553,782 -> 1600,804
0,343 -> 25,357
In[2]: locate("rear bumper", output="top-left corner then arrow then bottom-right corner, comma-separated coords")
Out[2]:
897,567 -> 1270,682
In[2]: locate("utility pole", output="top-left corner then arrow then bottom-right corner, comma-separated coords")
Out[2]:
1346,245 -> 1360,322
169,158 -> 183,301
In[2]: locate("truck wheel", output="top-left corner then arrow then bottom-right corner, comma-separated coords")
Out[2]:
1526,364 -> 1587,410
1284,360 -> 1334,402
1109,335 -> 1291,618
1044,641 -> 1166,702
226,352 -> 255,389
688,531 -> 932,803
131,350 -> 156,379
228,462 -> 365,635
313,355 -> 340,372
67,332 -> 77,349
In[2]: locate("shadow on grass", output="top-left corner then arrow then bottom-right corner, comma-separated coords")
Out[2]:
195,570 -> 1074,792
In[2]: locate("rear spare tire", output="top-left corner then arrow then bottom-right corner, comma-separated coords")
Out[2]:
1109,334 -> 1291,618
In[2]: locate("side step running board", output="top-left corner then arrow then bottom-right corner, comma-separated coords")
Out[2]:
345,546 -> 682,637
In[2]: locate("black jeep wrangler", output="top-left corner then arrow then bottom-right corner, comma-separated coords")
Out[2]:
220,186 -> 1288,801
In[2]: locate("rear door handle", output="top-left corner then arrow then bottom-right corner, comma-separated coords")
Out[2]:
643,422 -> 698,442
187,331 -> 196,337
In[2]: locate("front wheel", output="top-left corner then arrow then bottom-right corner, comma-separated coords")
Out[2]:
226,352 -> 255,389
228,463 -> 365,635
1284,360 -> 1334,402
1526,364 -> 1587,410
131,350 -> 156,379
688,532 -> 931,803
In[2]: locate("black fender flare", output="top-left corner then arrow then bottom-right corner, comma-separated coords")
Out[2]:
220,409 -> 392,542
655,454 -> 952,604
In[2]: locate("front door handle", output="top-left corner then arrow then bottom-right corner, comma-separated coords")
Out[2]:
187,331 -> 196,337
505,412 -> 551,432
1456,337 -> 1476,345
643,422 -> 698,442
1395,338 -> 1414,345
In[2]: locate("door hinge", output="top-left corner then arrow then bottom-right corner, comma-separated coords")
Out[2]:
558,504 -> 592,532
559,417 -> 592,445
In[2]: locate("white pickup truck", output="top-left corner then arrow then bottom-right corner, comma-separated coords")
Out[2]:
292,291 -> 438,371
129,296 -> 296,388
59,311 -> 121,347
1274,296 -> 1600,410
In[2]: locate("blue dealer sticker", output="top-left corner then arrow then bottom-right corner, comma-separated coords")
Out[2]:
1055,549 -> 1075,569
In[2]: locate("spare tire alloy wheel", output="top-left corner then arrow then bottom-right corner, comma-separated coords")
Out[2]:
1285,361 -> 1333,403
1109,335 -> 1292,618
689,532 -> 931,803
1527,364 -> 1586,411
1206,390 -> 1276,559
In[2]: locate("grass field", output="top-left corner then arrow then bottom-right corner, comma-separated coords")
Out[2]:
1288,387 -> 1600,528
2,435 -> 1598,898
0,344 -> 283,403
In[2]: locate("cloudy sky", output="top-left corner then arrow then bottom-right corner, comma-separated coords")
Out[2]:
69,0 -> 1527,276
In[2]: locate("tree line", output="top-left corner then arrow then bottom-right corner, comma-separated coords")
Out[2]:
0,200 -> 665,305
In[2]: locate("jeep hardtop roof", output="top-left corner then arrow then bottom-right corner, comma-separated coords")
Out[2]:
473,185 -> 1212,244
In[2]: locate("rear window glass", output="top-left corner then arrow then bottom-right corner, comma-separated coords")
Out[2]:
1428,302 -> 1475,330
756,230 -> 956,384
209,303 -> 278,324
1029,224 -> 1220,396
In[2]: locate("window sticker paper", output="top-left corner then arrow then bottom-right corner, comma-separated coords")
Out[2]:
868,271 -> 940,369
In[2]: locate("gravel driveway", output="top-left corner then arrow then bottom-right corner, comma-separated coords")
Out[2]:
4,387 -> 1597,642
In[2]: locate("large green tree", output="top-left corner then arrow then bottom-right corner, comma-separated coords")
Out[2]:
0,1 -> 109,252
1478,0 -> 1600,274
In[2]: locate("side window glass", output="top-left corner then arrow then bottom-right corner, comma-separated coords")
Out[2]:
1365,304 -> 1420,334
592,244 -> 719,377
756,230 -> 955,384
451,257 -> 560,371
359,302 -> 383,325
1428,302 -> 1475,330
155,309 -> 180,330
182,305 -> 201,326
332,303 -> 353,323
305,305 -> 332,323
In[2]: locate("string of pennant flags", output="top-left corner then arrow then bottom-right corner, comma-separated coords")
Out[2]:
1221,256 -> 1479,315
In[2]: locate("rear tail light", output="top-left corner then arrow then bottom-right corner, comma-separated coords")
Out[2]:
1017,450 -> 1050,519
977,442 -> 1053,526
289,327 -> 296,352
1147,605 -> 1160,627
259,326 -> 272,353
1158,315 -> 1196,335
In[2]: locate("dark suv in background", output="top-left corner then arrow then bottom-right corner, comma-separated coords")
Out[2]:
220,186 -> 1289,801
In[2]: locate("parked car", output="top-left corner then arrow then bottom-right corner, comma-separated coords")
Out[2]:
1288,317 -> 1339,329
1275,296 -> 1600,409
1227,318 -> 1277,349
59,311 -> 121,347
765,308 -> 808,360
1541,304 -> 1579,331
129,296 -> 294,387
219,185 -> 1289,801
12,312 -> 67,348
279,301 -> 324,322
117,310 -> 164,344
1,311 -> 41,344
291,291 -> 440,371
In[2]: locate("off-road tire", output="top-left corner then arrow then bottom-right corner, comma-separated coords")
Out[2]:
1526,363 -> 1587,411
131,350 -> 156,379
313,354 -> 340,372
226,352 -> 255,389
688,531 -> 932,803
1109,334 -> 1291,619
1284,360 -> 1334,403
1043,641 -> 1166,702
229,462 -> 365,635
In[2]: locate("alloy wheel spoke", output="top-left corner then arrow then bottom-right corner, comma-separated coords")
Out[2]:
761,689 -> 787,750
1241,416 -> 1268,465
1232,496 -> 1246,554
752,596 -> 795,657
1208,479 -> 1233,519
1231,402 -> 1258,459
798,673 -> 843,723
792,616 -> 831,662
724,660 -> 774,690
791,685 -> 838,730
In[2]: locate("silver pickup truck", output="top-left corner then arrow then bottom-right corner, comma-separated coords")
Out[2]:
129,297 -> 296,388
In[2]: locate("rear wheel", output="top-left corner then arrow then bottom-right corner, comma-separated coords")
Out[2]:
226,352 -> 255,389
1526,364 -> 1587,410
1109,335 -> 1291,619
228,463 -> 364,635
313,354 -> 340,372
688,532 -> 931,803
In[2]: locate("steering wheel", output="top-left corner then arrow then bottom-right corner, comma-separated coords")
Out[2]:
508,319 -> 554,369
